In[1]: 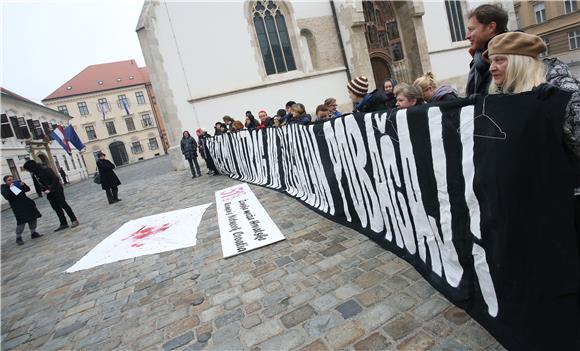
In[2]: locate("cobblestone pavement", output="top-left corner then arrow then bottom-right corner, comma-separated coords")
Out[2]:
1,156 -> 506,350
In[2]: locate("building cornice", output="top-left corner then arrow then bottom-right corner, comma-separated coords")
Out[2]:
187,67 -> 347,103
1,93 -> 72,121
43,84 -> 149,105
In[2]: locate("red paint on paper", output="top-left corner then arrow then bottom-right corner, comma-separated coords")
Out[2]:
123,223 -> 171,247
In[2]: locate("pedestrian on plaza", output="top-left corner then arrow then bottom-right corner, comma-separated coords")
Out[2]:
181,130 -> 202,178
23,160 -> 78,232
96,152 -> 122,204
256,109 -> 272,129
196,128 -> 219,175
288,103 -> 311,125
466,4 -> 508,96
381,78 -> 398,108
394,83 -> 424,109
1,175 -> 43,245
414,72 -> 458,103
315,104 -> 331,122
324,98 -> 342,118
347,75 -> 389,113
58,167 -> 68,184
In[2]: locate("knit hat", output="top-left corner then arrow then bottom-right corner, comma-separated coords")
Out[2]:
347,76 -> 369,96
483,32 -> 546,60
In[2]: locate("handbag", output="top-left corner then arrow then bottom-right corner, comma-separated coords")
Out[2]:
93,172 -> 101,184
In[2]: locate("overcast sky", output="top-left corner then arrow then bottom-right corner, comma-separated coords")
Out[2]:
1,0 -> 146,103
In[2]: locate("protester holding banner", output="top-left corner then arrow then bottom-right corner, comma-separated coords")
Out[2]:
244,111 -> 258,130
181,131 -> 202,178
466,4 -> 508,96
256,109 -> 272,129
196,128 -> 218,175
315,104 -> 331,122
273,109 -> 287,127
381,78 -> 397,108
222,115 -> 235,132
1,175 -> 43,245
288,103 -> 311,125
23,160 -> 78,232
323,98 -> 342,118
414,72 -> 458,103
394,83 -> 424,109
348,75 -> 389,113
96,152 -> 122,204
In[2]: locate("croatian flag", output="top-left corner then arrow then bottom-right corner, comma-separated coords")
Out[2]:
100,101 -> 109,120
64,125 -> 85,152
50,125 -> 71,154
121,99 -> 130,115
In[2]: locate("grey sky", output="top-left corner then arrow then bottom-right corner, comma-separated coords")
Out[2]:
1,0 -> 145,103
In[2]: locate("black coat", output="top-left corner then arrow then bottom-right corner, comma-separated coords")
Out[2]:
180,136 -> 198,159
354,89 -> 390,113
96,159 -> 121,190
30,165 -> 62,196
1,183 -> 41,225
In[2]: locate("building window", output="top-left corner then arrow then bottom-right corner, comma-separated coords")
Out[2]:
391,42 -> 404,61
77,154 -> 83,169
71,154 -> 77,169
125,117 -> 136,131
42,122 -> 53,138
135,91 -> 146,104
131,141 -> 143,154
98,98 -> 110,116
570,30 -> 580,50
92,150 -> 101,161
565,0 -> 578,14
515,10 -> 521,30
1,114 -> 14,138
445,0 -> 466,42
62,155 -> 70,171
118,94 -> 131,113
53,156 -> 60,169
16,117 -> 31,139
141,114 -> 153,128
105,121 -> 117,136
534,3 -> 546,24
252,0 -> 296,75
148,137 -> 159,150
57,105 -> 69,115
27,120 -> 44,139
85,125 -> 97,140
6,159 -> 20,180
540,37 -> 550,57
78,101 -> 89,116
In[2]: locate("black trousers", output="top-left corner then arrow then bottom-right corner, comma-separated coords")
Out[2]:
105,186 -> 119,204
187,157 -> 201,176
47,187 -> 77,225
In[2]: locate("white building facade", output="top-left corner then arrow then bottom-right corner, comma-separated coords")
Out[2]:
137,0 -> 515,170
1,88 -> 88,208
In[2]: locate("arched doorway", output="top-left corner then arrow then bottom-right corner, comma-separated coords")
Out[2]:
109,141 -> 129,166
370,56 -> 392,87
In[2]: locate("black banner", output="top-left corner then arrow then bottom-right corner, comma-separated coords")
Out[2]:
207,92 -> 579,351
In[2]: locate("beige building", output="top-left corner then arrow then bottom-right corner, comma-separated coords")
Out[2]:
514,0 -> 580,76
43,60 -> 167,174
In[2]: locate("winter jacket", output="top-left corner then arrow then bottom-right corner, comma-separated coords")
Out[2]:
432,85 -> 459,103
1,182 -> 41,225
467,49 -> 492,96
181,136 -> 198,159
96,159 -> 121,190
543,58 -> 580,192
29,164 -> 62,196
288,114 -> 312,125
257,117 -> 273,129
354,89 -> 389,113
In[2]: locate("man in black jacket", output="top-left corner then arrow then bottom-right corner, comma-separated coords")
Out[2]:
465,4 -> 508,96
23,160 -> 79,232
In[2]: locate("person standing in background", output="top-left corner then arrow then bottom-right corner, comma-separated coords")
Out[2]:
96,152 -> 122,204
181,130 -> 202,179
1,175 -> 43,245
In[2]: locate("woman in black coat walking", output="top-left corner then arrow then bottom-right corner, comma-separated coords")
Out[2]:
96,152 -> 122,204
181,131 -> 202,178
1,175 -> 43,245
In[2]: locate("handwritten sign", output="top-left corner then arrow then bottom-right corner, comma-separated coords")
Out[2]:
216,183 -> 285,258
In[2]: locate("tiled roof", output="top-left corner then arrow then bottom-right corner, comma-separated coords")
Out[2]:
43,60 -> 150,102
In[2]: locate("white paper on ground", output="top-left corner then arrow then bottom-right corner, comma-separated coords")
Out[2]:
216,183 -> 285,258
66,203 -> 212,273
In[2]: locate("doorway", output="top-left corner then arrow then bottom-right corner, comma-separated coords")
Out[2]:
109,141 -> 129,166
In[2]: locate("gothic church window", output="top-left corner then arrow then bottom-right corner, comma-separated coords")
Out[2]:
252,1 -> 296,75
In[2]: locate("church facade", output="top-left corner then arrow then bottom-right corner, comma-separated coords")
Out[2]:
137,0 -> 515,170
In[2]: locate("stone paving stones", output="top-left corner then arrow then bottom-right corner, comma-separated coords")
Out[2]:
1,156 -> 506,350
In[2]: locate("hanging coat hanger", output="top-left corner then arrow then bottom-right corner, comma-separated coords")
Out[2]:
458,95 -> 507,140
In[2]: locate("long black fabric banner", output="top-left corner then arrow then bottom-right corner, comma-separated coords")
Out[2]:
207,91 -> 579,351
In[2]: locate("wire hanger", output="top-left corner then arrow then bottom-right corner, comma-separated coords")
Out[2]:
458,95 -> 507,140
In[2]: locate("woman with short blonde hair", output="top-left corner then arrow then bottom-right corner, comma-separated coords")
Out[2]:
414,72 -> 458,102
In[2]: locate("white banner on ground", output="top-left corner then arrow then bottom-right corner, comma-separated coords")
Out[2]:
66,203 -> 212,273
216,183 -> 285,258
